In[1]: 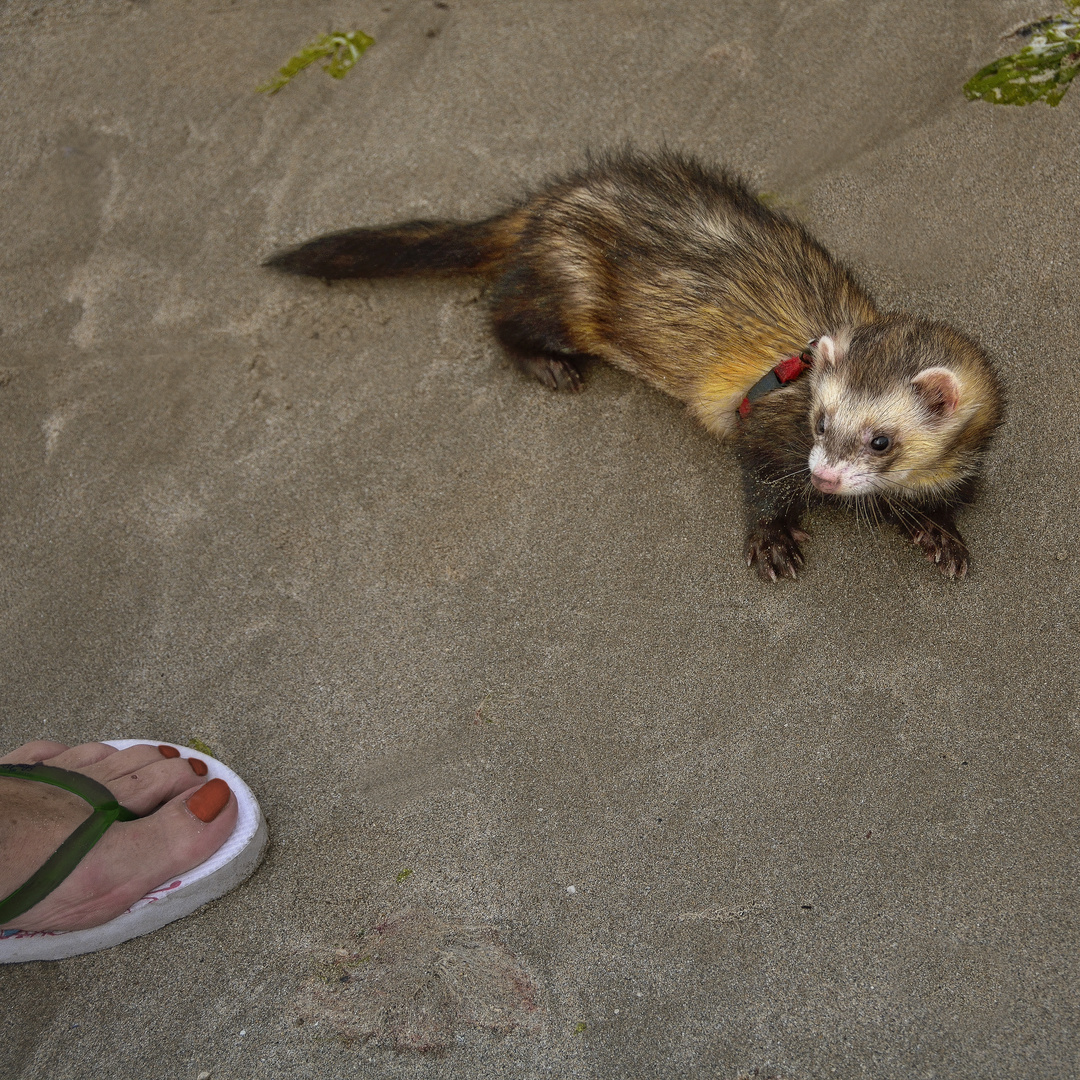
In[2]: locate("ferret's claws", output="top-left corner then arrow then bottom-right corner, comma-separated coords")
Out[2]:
526,356 -> 583,392
746,522 -> 807,583
909,523 -> 969,580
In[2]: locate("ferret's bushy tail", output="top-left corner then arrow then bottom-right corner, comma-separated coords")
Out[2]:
264,217 -> 515,280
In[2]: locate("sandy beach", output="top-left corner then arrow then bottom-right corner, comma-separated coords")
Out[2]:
1,1 -> 1078,1076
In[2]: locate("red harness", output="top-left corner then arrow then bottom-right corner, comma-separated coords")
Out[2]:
738,343 -> 816,419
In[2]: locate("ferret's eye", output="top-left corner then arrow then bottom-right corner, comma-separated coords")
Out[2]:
870,435 -> 891,452
815,415 -> 826,435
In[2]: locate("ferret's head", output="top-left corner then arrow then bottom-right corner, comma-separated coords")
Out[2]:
806,318 -> 1003,501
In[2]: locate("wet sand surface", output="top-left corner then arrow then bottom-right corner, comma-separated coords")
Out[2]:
1,1 -> 1078,1077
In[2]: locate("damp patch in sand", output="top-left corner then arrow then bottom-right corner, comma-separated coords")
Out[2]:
299,910 -> 544,1053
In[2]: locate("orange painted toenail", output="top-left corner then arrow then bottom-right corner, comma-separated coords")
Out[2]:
188,757 -> 208,777
186,778 -> 230,822
158,745 -> 180,758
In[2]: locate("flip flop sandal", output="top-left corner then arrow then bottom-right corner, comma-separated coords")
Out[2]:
0,739 -> 268,963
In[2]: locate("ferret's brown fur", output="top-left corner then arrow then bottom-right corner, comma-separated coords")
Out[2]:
266,150 -> 1003,581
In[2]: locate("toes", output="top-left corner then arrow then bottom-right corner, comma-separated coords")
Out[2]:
524,356 -> 582,392
42,742 -> 118,770
83,743 -> 174,781
117,758 -> 217,816
85,747 -> 216,816
0,740 -> 72,765
532,363 -> 558,390
544,358 -> 582,392
555,363 -> 583,392
1,740 -> 216,822
752,545 -> 797,583
912,529 -> 969,581
747,527 -> 805,583
941,548 -> 969,580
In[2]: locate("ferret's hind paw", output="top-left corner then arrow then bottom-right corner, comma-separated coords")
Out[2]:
519,356 -> 583,392
746,524 -> 807,583
911,526 -> 969,580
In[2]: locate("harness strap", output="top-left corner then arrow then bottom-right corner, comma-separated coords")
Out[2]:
738,340 -> 817,419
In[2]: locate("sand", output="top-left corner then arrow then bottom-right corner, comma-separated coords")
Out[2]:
1,1 -> 1078,1077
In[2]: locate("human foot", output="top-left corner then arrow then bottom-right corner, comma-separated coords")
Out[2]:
0,740 -> 238,932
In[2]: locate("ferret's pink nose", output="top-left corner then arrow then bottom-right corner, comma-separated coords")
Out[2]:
811,467 -> 842,494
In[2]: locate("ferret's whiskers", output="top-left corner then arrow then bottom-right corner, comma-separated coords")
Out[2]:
865,479 -> 965,546
765,464 -> 813,486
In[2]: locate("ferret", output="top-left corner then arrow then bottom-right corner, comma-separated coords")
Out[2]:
265,150 -> 1003,582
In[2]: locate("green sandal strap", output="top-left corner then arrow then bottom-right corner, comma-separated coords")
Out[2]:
0,763 -> 131,809
0,763 -> 139,926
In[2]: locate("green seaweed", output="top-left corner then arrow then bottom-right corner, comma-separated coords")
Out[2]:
187,737 -> 214,756
395,868 -> 413,884
573,1021 -> 588,1035
965,7 -> 1080,106
258,31 -> 374,95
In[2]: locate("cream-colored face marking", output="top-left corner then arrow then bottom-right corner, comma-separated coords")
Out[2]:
810,373 -> 975,498
809,380 -> 866,495
808,441 -> 880,496
812,371 -> 847,416
810,378 -> 905,496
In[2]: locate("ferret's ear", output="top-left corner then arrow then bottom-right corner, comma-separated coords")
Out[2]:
814,335 -> 846,366
912,366 -> 961,418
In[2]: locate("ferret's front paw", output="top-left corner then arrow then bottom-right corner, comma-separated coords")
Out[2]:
521,356 -> 583,392
910,524 -> 969,580
746,524 -> 809,583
